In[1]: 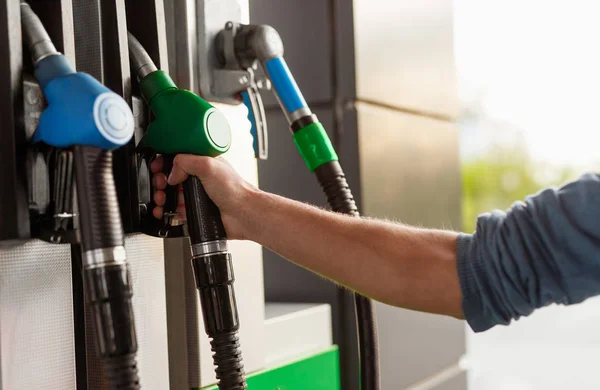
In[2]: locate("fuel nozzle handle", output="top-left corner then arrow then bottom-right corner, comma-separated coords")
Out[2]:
20,0 -> 58,62
129,32 -> 247,390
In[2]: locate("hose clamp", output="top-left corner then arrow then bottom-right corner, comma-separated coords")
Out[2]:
289,107 -> 312,123
192,240 -> 229,257
83,246 -> 127,269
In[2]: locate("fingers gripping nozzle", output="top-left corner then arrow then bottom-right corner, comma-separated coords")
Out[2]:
135,70 -> 232,235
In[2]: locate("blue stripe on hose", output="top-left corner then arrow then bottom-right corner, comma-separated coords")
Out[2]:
265,57 -> 307,113
241,91 -> 259,157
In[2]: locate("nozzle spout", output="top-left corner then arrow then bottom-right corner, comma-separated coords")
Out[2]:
127,32 -> 158,80
20,1 -> 58,63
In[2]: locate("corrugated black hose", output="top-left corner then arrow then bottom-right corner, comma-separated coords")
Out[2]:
75,146 -> 140,389
315,160 -> 380,390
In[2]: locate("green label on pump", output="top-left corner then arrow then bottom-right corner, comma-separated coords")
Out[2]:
200,346 -> 341,390
292,122 -> 338,172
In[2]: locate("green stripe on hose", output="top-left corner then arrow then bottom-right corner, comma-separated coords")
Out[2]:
292,122 -> 338,172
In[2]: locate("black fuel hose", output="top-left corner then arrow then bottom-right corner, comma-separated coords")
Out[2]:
183,174 -> 247,390
315,160 -> 380,390
75,146 -> 140,389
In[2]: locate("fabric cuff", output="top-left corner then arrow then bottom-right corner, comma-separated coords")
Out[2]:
456,233 -> 496,332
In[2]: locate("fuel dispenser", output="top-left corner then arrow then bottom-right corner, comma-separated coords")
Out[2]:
0,0 -> 371,389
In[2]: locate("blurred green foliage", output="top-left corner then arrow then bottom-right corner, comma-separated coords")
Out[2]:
461,146 -> 578,233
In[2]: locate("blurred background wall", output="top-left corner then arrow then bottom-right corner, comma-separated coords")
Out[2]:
456,1 -> 600,389
252,0 -> 600,388
252,0 -> 464,389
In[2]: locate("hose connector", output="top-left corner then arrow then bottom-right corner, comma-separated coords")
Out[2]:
232,24 -> 284,63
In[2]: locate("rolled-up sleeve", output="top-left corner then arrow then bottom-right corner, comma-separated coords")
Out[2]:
457,173 -> 600,332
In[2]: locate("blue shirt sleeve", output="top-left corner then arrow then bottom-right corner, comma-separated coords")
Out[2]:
457,173 -> 600,332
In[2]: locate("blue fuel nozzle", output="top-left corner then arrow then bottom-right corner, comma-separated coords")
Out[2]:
20,2 -> 134,151
31,54 -> 134,150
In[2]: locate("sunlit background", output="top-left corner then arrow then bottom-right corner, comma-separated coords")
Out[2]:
455,0 -> 600,389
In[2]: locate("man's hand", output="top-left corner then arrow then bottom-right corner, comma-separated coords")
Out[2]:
150,154 -> 259,240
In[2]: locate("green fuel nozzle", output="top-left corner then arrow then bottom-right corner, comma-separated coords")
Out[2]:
128,32 -> 247,390
137,70 -> 231,157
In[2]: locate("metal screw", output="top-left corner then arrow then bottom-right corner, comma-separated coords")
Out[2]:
139,203 -> 147,217
225,22 -> 233,30
256,78 -> 272,90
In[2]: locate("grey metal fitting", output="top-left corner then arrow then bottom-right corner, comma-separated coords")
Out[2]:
192,240 -> 229,257
83,246 -> 127,269
236,24 -> 284,63
127,32 -> 158,80
20,1 -> 59,63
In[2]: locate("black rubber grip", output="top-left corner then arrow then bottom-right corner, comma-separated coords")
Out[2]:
74,146 -> 124,251
182,175 -> 227,244
192,253 -> 240,334
192,252 -> 245,389
314,160 -> 380,390
105,353 -> 141,390
139,153 -> 186,238
190,243 -> 246,389
83,265 -> 138,357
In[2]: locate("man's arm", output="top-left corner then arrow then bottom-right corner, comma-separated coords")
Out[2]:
155,154 -> 600,332
239,189 -> 463,317
154,154 -> 463,318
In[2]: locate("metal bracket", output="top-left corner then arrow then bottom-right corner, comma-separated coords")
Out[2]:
165,0 -> 244,100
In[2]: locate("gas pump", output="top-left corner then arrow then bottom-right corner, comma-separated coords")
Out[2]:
20,2 -> 141,388
202,22 -> 382,390
0,1 -> 370,388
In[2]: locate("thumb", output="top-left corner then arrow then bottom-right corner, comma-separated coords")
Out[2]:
168,154 -> 214,185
